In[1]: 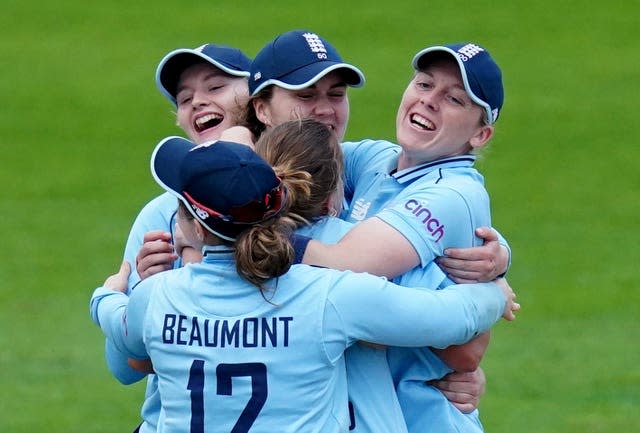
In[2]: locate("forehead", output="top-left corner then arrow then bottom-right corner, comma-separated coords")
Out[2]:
178,62 -> 233,84
418,56 -> 462,80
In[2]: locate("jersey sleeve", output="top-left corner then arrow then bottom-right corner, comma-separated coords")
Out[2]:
341,140 -> 400,206
122,192 -> 178,292
493,227 -> 512,274
324,271 -> 505,350
90,282 -> 152,360
376,182 -> 490,267
104,339 -> 146,384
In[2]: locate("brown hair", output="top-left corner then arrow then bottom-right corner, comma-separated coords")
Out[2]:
183,119 -> 342,294
239,86 -> 274,140
235,119 -> 343,292
255,118 -> 343,224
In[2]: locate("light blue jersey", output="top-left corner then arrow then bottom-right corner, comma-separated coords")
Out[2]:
91,246 -> 505,433
115,191 -> 180,433
123,192 -> 181,291
342,139 -> 502,433
298,217 -> 409,433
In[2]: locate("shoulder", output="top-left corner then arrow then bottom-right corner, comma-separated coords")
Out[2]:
135,192 -> 178,218
342,139 -> 400,157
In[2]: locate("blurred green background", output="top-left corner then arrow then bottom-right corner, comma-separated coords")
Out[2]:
2,1 -> 638,432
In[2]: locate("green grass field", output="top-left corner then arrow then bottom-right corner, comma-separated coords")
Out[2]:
2,1 -> 639,432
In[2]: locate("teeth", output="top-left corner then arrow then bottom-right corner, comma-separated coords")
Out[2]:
195,114 -> 222,127
194,113 -> 224,132
411,114 -> 435,130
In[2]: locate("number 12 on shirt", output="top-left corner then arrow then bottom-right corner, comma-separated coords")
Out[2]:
188,360 -> 267,433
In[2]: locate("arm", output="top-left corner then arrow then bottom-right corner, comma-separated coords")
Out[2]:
326,272 -> 517,351
436,227 -> 510,283
90,261 -> 150,361
432,331 -> 490,373
123,193 -> 179,290
303,217 -> 420,279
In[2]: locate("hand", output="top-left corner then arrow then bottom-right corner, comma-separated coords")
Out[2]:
173,223 -> 203,265
429,368 -> 486,413
128,358 -> 154,374
495,278 -> 520,321
136,230 -> 177,280
219,126 -> 254,148
436,227 -> 509,283
103,261 -> 131,293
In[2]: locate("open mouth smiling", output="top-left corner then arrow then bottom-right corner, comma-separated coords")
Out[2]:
194,113 -> 224,133
410,113 -> 435,131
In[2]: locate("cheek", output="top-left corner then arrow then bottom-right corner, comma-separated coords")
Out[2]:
176,109 -> 190,129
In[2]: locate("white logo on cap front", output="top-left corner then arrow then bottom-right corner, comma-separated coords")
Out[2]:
303,32 -> 328,60
456,44 -> 484,62
253,72 -> 261,81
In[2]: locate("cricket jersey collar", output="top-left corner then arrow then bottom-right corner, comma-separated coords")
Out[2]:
392,154 -> 476,184
202,245 -> 235,263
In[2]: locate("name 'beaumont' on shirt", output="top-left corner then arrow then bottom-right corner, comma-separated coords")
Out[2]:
162,314 -> 293,348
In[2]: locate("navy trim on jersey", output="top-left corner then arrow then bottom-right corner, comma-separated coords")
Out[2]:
392,155 -> 476,184
202,245 -> 235,257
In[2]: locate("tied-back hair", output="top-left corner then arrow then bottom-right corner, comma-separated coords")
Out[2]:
236,119 -> 342,292
184,118 -> 343,294
255,118 -> 343,225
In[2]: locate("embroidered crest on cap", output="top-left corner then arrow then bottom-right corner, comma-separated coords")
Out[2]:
302,32 -> 328,60
455,44 -> 484,62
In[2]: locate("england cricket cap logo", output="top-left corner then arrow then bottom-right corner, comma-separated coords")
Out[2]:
249,29 -> 365,95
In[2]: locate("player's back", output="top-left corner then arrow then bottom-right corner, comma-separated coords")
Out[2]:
143,247 -> 351,433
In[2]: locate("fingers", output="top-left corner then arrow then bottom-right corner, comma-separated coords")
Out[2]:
436,255 -> 496,283
475,226 -> 498,243
429,369 -> 485,414
220,126 -> 255,148
496,278 -> 520,321
142,230 -> 172,244
136,236 -> 177,281
103,260 -> 132,293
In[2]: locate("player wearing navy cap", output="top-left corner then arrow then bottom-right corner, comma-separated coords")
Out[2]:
91,130 -> 518,433
117,34 -> 509,432
244,29 -> 364,142
99,43 -> 252,433
300,42 -> 510,433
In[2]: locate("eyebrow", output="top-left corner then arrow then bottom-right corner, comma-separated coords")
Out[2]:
177,71 -> 226,94
418,71 -> 466,92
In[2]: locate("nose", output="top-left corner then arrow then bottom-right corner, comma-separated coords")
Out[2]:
312,97 -> 335,117
191,89 -> 209,108
420,92 -> 439,112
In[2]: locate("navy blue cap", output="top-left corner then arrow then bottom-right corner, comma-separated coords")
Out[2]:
156,44 -> 251,105
413,43 -> 504,124
249,30 -> 365,96
151,137 -> 286,241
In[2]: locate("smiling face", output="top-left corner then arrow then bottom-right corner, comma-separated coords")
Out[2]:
395,57 -> 494,170
176,63 -> 249,144
252,70 -> 350,142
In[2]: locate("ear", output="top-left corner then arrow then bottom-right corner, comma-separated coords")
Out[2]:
252,98 -> 272,127
469,125 -> 494,150
193,221 -> 206,242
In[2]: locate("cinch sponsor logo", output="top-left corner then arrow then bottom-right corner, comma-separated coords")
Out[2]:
404,199 -> 445,242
